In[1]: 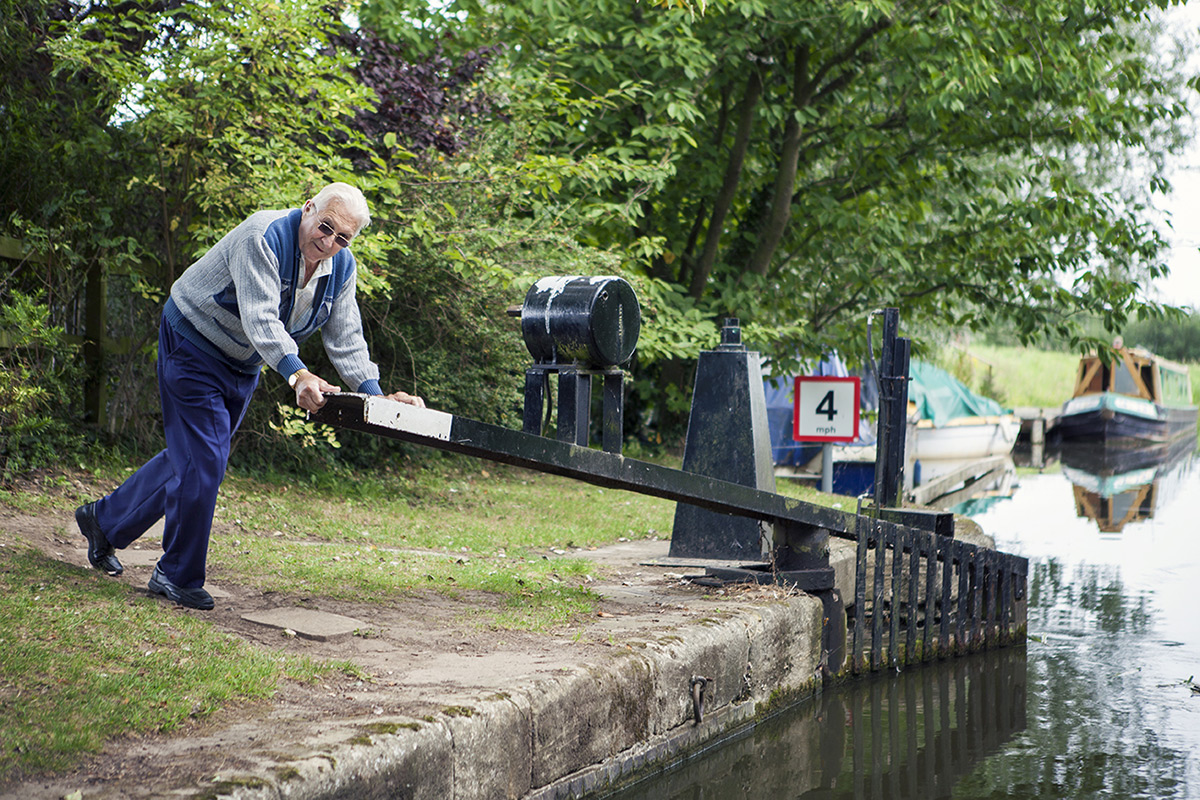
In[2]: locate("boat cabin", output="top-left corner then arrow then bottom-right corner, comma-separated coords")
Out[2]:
1072,347 -> 1192,407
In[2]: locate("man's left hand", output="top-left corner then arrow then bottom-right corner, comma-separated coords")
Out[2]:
386,390 -> 425,408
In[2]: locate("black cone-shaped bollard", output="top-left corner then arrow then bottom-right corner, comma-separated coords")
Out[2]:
670,319 -> 776,559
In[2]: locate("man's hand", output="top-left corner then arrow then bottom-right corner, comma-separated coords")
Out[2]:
292,369 -> 341,412
385,390 -> 425,408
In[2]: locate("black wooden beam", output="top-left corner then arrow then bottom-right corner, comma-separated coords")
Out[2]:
313,393 -> 864,538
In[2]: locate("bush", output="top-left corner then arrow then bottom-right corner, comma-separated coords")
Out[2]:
0,293 -> 87,480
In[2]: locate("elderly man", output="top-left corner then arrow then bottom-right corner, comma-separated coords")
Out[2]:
75,182 -> 422,610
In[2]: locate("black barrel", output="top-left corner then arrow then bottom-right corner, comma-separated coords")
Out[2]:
521,276 -> 640,367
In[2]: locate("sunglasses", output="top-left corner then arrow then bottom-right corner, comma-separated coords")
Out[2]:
317,220 -> 354,248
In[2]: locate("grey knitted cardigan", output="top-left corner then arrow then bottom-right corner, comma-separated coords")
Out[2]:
163,208 -> 383,395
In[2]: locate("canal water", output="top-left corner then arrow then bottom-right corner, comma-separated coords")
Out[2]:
604,441 -> 1200,799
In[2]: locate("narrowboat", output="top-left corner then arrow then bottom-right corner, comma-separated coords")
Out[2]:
1056,346 -> 1197,445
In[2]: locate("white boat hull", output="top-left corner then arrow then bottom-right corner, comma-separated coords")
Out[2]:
913,415 -> 1021,461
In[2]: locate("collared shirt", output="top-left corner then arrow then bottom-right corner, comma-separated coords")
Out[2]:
289,254 -> 333,331
165,207 -> 382,394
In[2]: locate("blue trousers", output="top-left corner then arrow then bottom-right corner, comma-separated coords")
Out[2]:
94,317 -> 259,589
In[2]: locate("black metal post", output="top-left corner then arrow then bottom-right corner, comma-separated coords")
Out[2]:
602,371 -> 623,455
557,369 -> 591,446
523,368 -> 547,436
873,310 -> 897,508
873,308 -> 911,509
886,336 -> 911,505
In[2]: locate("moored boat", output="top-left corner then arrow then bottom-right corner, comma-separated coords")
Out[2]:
908,361 -> 1020,461
1056,345 -> 1197,446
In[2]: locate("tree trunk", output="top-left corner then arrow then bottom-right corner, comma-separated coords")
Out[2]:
747,47 -> 810,278
688,69 -> 762,301
747,20 -> 891,277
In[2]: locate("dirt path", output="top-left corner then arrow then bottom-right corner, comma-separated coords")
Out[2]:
0,483 -> 758,800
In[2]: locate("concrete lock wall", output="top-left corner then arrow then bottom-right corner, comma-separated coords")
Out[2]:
228,595 -> 828,800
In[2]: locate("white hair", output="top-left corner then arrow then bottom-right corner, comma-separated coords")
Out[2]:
311,182 -> 371,232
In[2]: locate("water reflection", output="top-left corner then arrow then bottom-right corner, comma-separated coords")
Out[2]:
1030,560 -> 1153,635
917,456 -> 1018,513
605,648 -> 1027,800
602,436 -> 1200,800
1017,559 -> 1194,798
1056,436 -> 1195,534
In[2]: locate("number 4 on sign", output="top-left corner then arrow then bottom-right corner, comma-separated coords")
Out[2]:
793,376 -> 861,443
815,390 -> 836,421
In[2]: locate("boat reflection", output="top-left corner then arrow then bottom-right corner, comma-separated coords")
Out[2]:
1059,435 -> 1197,534
608,648 -> 1027,800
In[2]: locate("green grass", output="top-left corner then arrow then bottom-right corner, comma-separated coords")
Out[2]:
942,344 -> 1080,408
217,465 -> 669,552
0,457 -> 684,781
0,545 -> 348,780
199,461 -> 675,630
209,534 -> 603,630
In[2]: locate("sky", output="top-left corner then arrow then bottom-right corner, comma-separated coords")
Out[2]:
1148,4 -> 1200,310
1156,163 -> 1200,309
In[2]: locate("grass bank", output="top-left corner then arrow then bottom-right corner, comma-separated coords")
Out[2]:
0,544 -> 347,778
0,453 -> 839,783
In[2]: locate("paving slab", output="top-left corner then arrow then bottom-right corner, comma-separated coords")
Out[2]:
240,606 -> 371,641
75,547 -> 160,568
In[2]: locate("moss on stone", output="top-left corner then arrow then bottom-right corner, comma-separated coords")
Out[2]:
190,776 -> 269,799
274,766 -> 301,782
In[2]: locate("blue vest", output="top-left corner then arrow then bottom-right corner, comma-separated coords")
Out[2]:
165,209 -> 358,373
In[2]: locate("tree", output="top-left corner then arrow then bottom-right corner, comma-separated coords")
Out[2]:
2,0 -> 641,461
360,0 -> 1195,424
3,0 -> 407,452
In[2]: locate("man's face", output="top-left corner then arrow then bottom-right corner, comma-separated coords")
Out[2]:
298,199 -> 360,267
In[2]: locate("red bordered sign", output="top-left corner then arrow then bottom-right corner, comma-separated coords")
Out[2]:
793,376 -> 861,443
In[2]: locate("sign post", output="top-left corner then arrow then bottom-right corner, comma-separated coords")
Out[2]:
793,376 -> 862,493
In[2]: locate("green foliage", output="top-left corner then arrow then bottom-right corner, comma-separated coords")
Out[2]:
268,404 -> 342,450
1122,308 -> 1200,362
5,0 -> 1198,470
42,0 -> 384,271
368,0 -> 1195,379
0,294 -> 87,480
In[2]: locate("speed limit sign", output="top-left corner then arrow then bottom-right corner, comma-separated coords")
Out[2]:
793,376 -> 861,442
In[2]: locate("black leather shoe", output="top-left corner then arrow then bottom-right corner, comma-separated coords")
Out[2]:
148,564 -> 214,610
75,502 -> 123,576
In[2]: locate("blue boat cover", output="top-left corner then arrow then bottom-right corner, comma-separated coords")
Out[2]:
763,353 -> 878,466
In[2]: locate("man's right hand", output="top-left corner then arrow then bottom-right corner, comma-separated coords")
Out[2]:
291,369 -> 341,412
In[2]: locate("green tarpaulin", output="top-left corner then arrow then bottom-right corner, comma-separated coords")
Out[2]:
909,361 -> 1005,428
